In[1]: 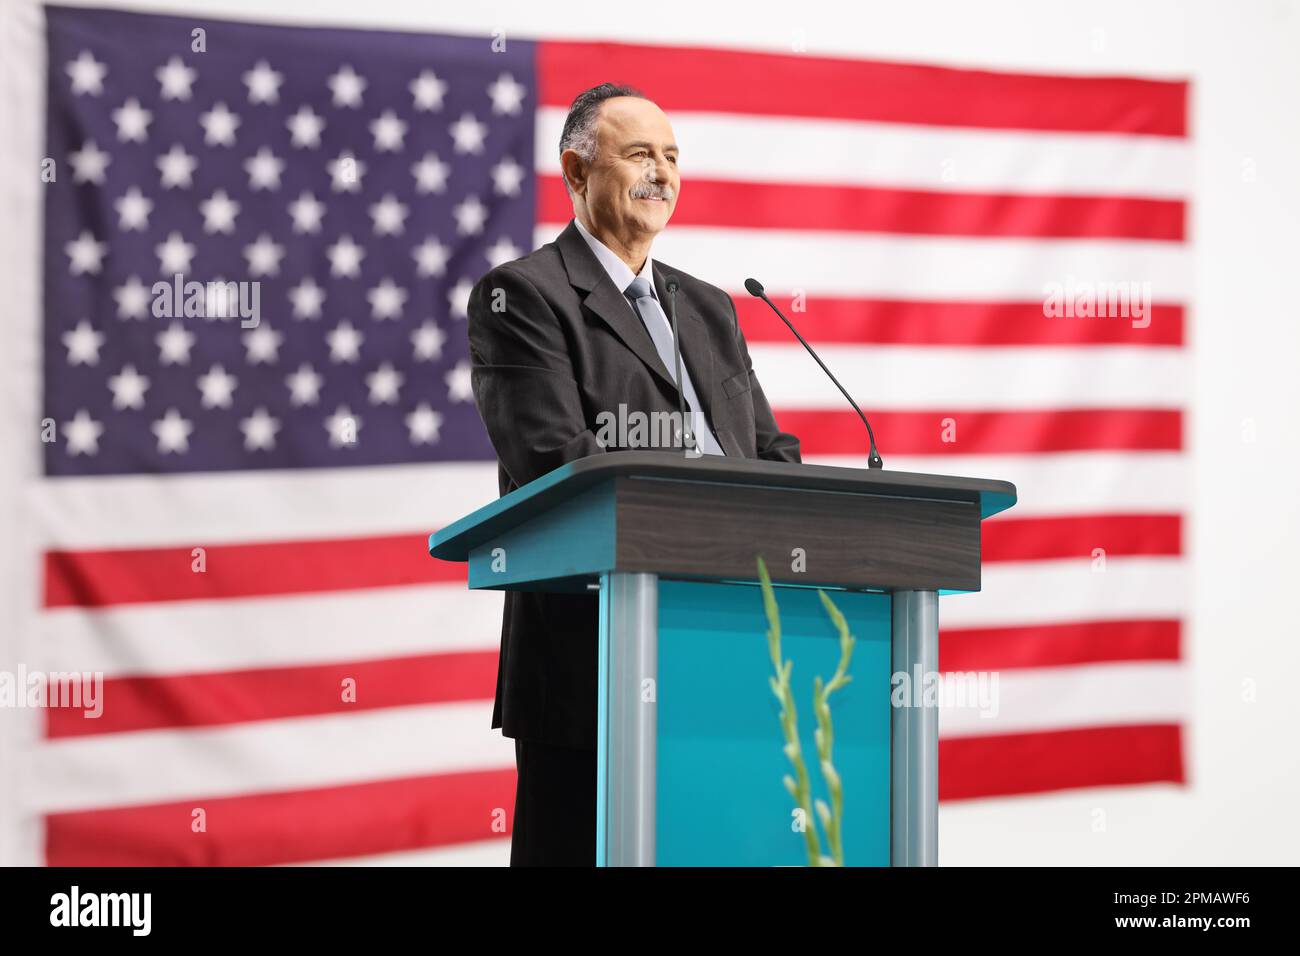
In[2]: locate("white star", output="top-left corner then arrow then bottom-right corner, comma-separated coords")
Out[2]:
491,156 -> 526,197
405,403 -> 443,445
286,106 -> 325,148
288,191 -> 326,234
68,140 -> 110,184
156,231 -> 196,275
326,235 -> 365,278
366,362 -> 404,404
240,407 -> 281,451
368,194 -> 409,235
487,72 -> 526,115
288,277 -> 326,319
156,321 -> 196,365
66,51 -> 107,96
367,278 -> 407,320
327,321 -> 364,363
448,278 -> 473,320
453,195 -> 488,237
199,102 -> 241,147
244,147 -> 284,191
65,230 -> 107,275
157,144 -> 197,189
244,324 -> 283,364
325,405 -> 361,448
445,360 -> 473,402
412,237 -> 449,277
63,410 -> 104,456
243,234 -> 285,277
197,364 -> 238,408
200,190 -> 240,234
156,56 -> 197,101
242,60 -> 283,104
410,70 -> 447,112
328,65 -> 366,108
411,152 -> 450,194
286,363 -> 323,406
411,320 -> 447,361
113,275 -> 150,319
485,236 -> 522,268
115,187 -> 153,231
370,110 -> 407,152
203,277 -> 239,320
62,320 -> 104,366
152,408 -> 194,454
108,365 -> 149,410
112,98 -> 152,142
449,112 -> 487,154
327,151 -> 365,193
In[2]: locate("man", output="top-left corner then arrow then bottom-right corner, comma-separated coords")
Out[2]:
466,82 -> 801,865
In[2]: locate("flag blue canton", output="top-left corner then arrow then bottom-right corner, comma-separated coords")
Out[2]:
43,6 -> 529,475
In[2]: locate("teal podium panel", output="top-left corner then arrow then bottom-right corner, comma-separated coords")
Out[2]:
653,580 -> 891,866
429,452 -> 1017,866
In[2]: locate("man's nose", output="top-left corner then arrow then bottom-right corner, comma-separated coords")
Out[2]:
642,155 -> 671,183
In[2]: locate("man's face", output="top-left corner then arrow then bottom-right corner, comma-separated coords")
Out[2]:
570,97 -> 679,241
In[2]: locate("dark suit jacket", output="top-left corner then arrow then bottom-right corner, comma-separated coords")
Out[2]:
466,219 -> 800,749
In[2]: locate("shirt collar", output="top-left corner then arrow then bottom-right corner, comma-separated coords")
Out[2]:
572,217 -> 656,298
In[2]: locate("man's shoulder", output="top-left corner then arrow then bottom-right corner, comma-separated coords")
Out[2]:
475,238 -> 566,293
655,259 -> 736,323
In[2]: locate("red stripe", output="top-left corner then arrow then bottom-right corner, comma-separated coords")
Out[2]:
43,532 -> 464,609
538,174 -> 1184,240
538,41 -> 1188,137
940,619 -> 1182,671
736,297 -> 1184,346
982,513 -> 1181,562
939,723 -> 1185,800
45,768 -> 515,866
45,651 -> 498,739
779,408 -> 1182,455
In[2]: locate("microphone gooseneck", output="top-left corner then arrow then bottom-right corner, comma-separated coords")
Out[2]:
744,277 -> 883,469
663,274 -> 695,456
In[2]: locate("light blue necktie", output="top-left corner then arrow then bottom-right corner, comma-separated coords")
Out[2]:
623,277 -> 725,456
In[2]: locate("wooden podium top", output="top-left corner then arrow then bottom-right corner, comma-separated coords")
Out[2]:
426,452 -> 1013,572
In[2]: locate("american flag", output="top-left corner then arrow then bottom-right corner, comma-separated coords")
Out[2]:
18,5 -> 1186,864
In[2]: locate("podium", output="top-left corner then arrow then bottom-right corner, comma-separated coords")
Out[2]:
428,451 -> 1016,866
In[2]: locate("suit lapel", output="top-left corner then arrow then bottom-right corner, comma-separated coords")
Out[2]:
557,221 -> 678,393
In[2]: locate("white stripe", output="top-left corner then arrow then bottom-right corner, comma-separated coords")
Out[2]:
937,661 -> 1188,737
29,461 -> 501,548
944,556 -> 1186,628
749,344 -> 1187,409
537,108 -> 1192,199
809,451 -> 1188,517
23,701 -> 512,814
30,450 -> 1189,550
38,558 -> 1182,680
298,837 -> 510,867
39,585 -> 501,678
536,225 -> 1190,302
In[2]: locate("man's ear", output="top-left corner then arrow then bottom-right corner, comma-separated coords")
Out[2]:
560,149 -> 587,197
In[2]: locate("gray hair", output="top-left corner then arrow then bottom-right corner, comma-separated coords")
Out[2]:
558,82 -> 648,197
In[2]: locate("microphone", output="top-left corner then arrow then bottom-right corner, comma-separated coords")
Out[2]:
663,274 -> 698,457
744,277 -> 883,469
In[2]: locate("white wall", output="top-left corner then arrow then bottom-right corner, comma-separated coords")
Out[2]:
4,0 -> 1298,864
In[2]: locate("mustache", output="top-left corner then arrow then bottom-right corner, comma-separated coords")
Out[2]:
630,180 -> 674,201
